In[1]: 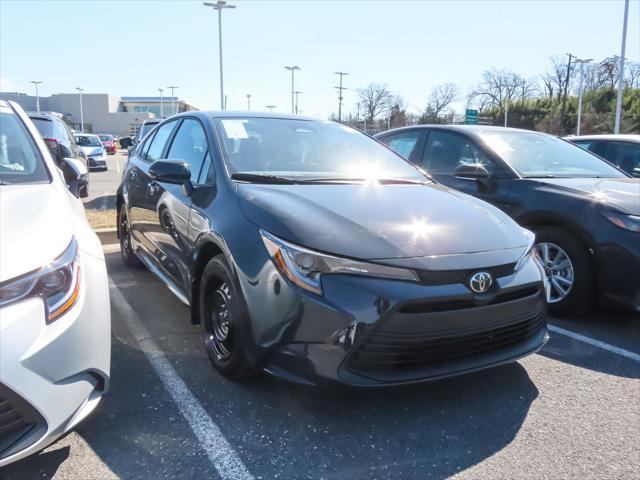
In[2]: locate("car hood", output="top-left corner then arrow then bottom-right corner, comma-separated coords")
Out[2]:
536,177 -> 640,215
0,184 -> 74,282
237,183 -> 529,261
78,146 -> 103,156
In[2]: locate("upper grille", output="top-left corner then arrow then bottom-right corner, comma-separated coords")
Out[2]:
0,384 -> 46,460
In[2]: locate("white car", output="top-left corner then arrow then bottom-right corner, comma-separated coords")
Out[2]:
74,133 -> 107,171
0,101 -> 111,466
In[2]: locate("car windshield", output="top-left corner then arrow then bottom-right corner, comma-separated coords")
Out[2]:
479,131 -> 625,178
76,135 -> 102,147
0,106 -> 50,185
214,117 -> 426,182
140,123 -> 158,138
98,135 -> 113,142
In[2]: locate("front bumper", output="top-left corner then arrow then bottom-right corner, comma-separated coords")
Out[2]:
0,250 -> 111,466
88,156 -> 107,169
242,253 -> 547,386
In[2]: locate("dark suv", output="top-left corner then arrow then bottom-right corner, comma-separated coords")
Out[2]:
117,112 -> 547,386
28,112 -> 88,196
375,125 -> 640,314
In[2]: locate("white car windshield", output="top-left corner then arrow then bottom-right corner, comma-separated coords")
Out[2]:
76,135 -> 102,147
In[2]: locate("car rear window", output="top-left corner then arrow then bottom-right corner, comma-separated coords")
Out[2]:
1,107 -> 50,184
30,117 -> 53,137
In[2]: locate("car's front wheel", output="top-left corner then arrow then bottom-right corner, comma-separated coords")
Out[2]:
118,206 -> 142,268
199,254 -> 260,379
533,227 -> 593,316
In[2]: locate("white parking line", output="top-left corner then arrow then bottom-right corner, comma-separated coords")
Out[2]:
108,279 -> 254,480
548,324 -> 640,363
114,155 -> 121,173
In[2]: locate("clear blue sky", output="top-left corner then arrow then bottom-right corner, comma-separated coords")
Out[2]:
1,0 -> 638,118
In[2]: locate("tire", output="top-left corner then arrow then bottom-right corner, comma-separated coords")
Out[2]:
118,206 -> 143,268
199,254 -> 260,379
533,226 -> 593,316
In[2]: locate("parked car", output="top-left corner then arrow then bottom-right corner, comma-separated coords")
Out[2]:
375,125 -> 640,314
117,112 -> 547,386
566,134 -> 640,177
133,119 -> 160,146
75,133 -> 108,171
97,134 -> 117,155
0,101 -> 110,466
27,112 -> 89,196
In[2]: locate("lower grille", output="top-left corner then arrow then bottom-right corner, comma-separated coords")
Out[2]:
0,384 -> 46,460
347,289 -> 546,375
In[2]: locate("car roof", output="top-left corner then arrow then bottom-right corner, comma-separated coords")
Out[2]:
75,132 -> 99,137
565,134 -> 640,142
374,124 -> 539,138
163,110 -> 319,122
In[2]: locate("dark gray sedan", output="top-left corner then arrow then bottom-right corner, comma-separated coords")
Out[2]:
116,112 -> 547,386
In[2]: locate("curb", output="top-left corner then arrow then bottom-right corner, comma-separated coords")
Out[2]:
95,227 -> 118,245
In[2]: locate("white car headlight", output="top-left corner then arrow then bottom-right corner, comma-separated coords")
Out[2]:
515,229 -> 537,271
261,230 -> 419,295
0,238 -> 81,323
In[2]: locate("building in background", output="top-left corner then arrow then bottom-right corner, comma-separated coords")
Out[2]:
0,92 -> 198,137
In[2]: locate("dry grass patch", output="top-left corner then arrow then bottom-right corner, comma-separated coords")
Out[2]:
86,208 -> 117,229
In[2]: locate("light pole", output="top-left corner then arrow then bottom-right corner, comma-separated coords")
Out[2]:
574,58 -> 593,135
158,88 -> 164,118
294,91 -> 303,115
614,0 -> 629,133
166,86 -> 178,115
335,71 -> 348,123
203,1 -> 236,110
246,94 -> 251,110
30,81 -> 43,112
284,66 -> 300,114
265,105 -> 276,112
75,87 -> 84,132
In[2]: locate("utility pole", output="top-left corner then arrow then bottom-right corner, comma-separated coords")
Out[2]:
294,91 -> 303,115
574,58 -> 593,135
158,88 -> 164,118
75,87 -> 84,132
265,105 -> 276,112
560,53 -> 574,135
203,1 -> 236,110
334,71 -> 348,123
614,0 -> 629,133
30,81 -> 43,112
246,94 -> 251,110
166,86 -> 178,115
284,66 -> 300,114
387,95 -> 393,130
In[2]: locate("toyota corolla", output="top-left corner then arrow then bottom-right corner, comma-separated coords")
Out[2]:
116,112 -> 547,386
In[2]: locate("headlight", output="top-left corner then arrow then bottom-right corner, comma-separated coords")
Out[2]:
515,229 -> 537,271
603,211 -> 640,233
261,230 -> 419,295
0,238 -> 81,323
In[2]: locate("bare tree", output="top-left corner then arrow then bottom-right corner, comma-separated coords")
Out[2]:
625,61 -> 640,89
599,56 -> 620,90
357,83 -> 390,123
425,82 -> 459,118
541,56 -> 575,101
469,69 -> 529,111
582,61 -> 609,91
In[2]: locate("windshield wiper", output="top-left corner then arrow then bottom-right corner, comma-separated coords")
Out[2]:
231,173 -> 305,184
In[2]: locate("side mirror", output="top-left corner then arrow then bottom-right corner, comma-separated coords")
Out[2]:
63,157 -> 88,180
62,157 -> 89,198
149,159 -> 193,195
454,163 -> 491,181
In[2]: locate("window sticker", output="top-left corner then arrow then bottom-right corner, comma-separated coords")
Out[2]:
221,120 -> 249,139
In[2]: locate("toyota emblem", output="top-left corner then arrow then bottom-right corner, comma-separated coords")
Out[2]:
469,272 -> 493,293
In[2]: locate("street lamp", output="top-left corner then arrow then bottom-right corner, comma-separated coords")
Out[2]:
294,91 -> 303,115
30,81 -> 43,112
75,87 -> 84,132
574,58 -> 593,136
166,86 -> 178,115
246,94 -> 251,110
284,66 -> 300,114
158,88 -> 164,119
265,105 -> 276,112
203,1 -> 236,110
614,0 -> 629,134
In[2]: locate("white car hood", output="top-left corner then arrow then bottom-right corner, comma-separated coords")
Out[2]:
79,146 -> 103,156
0,184 -> 74,282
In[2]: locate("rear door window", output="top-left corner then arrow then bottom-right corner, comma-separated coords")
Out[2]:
146,121 -> 178,162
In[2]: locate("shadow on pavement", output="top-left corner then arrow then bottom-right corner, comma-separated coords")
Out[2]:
1,445 -> 70,480
83,195 -> 116,210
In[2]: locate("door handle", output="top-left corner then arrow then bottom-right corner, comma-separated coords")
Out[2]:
148,182 -> 160,196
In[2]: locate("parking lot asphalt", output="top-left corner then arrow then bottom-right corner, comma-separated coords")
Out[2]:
1,250 -> 639,480
82,151 -> 127,210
